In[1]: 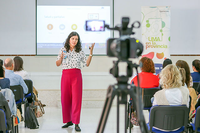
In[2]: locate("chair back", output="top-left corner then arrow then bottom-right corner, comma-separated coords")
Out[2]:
142,88 -> 160,108
193,81 -> 200,93
149,105 -> 189,132
10,85 -> 24,103
0,93 -> 12,131
24,79 -> 33,103
0,109 -> 6,132
194,106 -> 200,132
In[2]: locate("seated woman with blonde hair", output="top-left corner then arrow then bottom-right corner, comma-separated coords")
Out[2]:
153,64 -> 190,107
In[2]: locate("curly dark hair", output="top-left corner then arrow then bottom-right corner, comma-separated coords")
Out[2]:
64,31 -> 82,53
140,57 -> 155,73
192,59 -> 200,73
176,60 -> 190,87
13,56 -> 24,71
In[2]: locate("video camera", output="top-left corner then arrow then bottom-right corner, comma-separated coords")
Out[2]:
106,17 -> 143,61
96,17 -> 149,133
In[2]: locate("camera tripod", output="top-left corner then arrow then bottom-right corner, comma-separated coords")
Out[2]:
96,60 -> 148,133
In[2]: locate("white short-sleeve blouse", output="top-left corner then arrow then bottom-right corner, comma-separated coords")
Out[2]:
57,47 -> 87,70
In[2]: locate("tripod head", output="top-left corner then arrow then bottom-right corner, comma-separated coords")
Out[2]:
110,60 -> 141,84
106,17 -> 143,61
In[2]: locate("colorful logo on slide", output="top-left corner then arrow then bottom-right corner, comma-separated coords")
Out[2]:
59,24 -> 65,30
71,24 -> 77,30
47,24 -> 53,30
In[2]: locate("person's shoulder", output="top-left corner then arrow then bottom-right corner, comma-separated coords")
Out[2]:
60,47 -> 66,51
3,78 -> 10,82
191,72 -> 195,76
80,50 -> 85,53
79,50 -> 86,55
154,89 -> 165,96
179,86 -> 189,93
179,86 -> 188,90
14,72 -> 23,79
21,70 -> 29,75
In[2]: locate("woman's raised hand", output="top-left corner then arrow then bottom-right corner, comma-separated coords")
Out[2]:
89,43 -> 95,54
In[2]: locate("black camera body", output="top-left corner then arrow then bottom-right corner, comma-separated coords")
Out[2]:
106,17 -> 143,61
107,37 -> 143,60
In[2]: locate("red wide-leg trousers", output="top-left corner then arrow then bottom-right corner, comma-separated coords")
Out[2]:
61,69 -> 82,124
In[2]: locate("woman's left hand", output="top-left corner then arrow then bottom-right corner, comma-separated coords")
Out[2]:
89,43 -> 95,54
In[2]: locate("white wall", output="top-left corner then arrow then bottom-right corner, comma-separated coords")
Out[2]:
114,0 -> 200,54
0,0 -> 199,91
0,56 -> 198,90
0,0 -> 36,55
1,0 -> 200,55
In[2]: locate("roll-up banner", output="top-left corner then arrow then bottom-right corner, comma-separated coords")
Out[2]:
141,6 -> 171,74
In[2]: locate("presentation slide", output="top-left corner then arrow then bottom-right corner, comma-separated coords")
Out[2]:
37,6 -> 111,55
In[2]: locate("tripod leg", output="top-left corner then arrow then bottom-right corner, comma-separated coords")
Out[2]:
129,86 -> 148,133
129,102 -> 132,133
126,102 -> 129,130
125,99 -> 127,133
96,85 -> 117,133
117,94 -> 119,133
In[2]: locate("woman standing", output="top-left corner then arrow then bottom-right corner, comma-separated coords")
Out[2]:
56,31 -> 95,132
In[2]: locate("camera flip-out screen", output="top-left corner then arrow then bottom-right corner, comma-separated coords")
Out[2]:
85,20 -> 105,31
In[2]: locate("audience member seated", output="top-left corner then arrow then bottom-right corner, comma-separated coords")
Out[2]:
0,88 -> 17,116
162,58 -> 172,69
0,63 -> 17,116
4,58 -> 28,94
4,58 -> 28,120
13,56 -> 46,108
0,59 -> 3,66
13,56 -> 30,79
153,64 -> 190,107
191,59 -> 200,82
157,58 -> 172,78
176,60 -> 198,112
189,94 -> 200,122
178,67 -> 196,114
176,60 -> 193,88
0,92 -> 12,131
0,65 -> 10,89
130,57 -> 159,88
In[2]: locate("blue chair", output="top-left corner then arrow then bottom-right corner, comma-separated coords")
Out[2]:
10,85 -> 24,105
191,106 -> 200,133
24,79 -> 34,103
10,85 -> 24,132
147,105 -> 189,133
